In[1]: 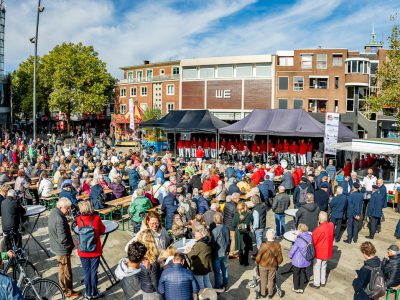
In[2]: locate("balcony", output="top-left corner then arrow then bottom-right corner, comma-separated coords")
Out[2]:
119,74 -> 179,84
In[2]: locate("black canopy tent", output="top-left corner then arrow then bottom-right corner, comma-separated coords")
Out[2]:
219,109 -> 358,164
139,110 -> 229,155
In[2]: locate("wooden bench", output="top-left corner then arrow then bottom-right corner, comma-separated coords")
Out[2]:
118,213 -> 131,231
95,207 -> 116,220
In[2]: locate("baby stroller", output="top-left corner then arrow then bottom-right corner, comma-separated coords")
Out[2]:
247,266 -> 284,299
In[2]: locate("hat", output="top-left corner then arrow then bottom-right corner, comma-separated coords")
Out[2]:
353,182 -> 360,189
372,185 -> 379,190
388,245 -> 399,252
320,183 -> 329,189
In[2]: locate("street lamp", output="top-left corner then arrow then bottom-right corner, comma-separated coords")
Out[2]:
31,0 -> 44,140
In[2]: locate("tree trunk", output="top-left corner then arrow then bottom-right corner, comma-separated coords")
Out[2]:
66,112 -> 71,135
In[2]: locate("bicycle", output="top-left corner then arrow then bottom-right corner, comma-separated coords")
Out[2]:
3,233 -> 65,300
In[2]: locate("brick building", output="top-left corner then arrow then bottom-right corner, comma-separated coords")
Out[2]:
115,60 -> 180,116
180,55 -> 274,121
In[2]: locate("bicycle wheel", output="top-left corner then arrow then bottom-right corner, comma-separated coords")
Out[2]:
22,278 -> 65,300
12,259 -> 41,287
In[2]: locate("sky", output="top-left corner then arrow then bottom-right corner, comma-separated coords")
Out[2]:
4,0 -> 400,78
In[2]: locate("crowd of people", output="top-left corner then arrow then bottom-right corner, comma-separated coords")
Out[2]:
0,130 -> 399,300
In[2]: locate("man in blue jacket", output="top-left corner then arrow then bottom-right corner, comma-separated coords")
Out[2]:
128,166 -> 141,193
257,178 -> 270,204
344,182 -> 363,244
329,186 -> 348,242
154,165 -> 166,185
366,185 -> 383,239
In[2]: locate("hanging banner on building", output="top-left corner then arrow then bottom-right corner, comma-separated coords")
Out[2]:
324,112 -> 340,155
129,98 -> 134,130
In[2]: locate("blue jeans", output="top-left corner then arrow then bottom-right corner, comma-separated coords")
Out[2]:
212,256 -> 228,288
194,274 -> 212,289
275,214 -> 286,237
80,256 -> 100,297
254,228 -> 264,249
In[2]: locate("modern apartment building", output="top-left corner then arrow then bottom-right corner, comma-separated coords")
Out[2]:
274,30 -> 386,136
115,60 -> 180,116
180,55 -> 274,121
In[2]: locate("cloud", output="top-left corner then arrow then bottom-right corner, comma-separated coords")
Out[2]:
4,0 -> 399,79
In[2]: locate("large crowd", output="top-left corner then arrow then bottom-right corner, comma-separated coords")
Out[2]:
0,130 -> 399,300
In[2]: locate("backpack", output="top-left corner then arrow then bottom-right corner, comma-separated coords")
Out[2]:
298,185 -> 308,205
364,265 -> 387,299
298,236 -> 315,261
76,216 -> 97,253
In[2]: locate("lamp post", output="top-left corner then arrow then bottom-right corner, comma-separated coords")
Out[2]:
31,0 -> 44,140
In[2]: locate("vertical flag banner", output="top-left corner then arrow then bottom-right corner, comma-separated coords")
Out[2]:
129,98 -> 134,130
324,112 -> 340,155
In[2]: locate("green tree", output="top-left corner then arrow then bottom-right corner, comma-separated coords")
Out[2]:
369,17 -> 400,123
11,56 -> 50,118
41,42 -> 115,131
142,108 -> 162,122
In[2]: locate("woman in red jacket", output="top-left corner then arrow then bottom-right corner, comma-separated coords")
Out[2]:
311,211 -> 334,288
76,201 -> 106,299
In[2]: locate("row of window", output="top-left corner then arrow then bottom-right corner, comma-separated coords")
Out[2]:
278,76 -> 340,91
182,63 -> 272,79
277,98 -> 334,113
278,53 -> 343,69
119,102 -> 175,114
127,67 -> 179,82
345,60 -> 370,74
120,84 -> 175,97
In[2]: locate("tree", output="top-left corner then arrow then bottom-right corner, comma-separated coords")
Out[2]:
141,108 -> 163,139
369,17 -> 400,123
10,56 -> 50,118
41,42 -> 115,131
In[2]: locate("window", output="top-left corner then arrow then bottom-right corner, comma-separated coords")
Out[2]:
120,88 -> 126,97
332,54 -> 343,66
278,99 -> 288,109
130,87 -> 137,97
182,67 -> 197,79
346,87 -> 355,112
301,54 -> 313,69
160,69 -> 165,75
346,60 -> 370,74
278,56 -> 294,66
166,84 -> 175,95
351,61 -> 357,72
217,65 -> 234,78
136,70 -> 143,81
370,62 -> 378,75
167,103 -> 174,112
293,77 -> 304,91
172,67 -> 179,75
334,100 -> 338,112
120,104 -> 126,114
236,64 -> 252,77
141,86 -> 147,96
146,69 -> 153,79
335,77 -> 339,89
255,63 -> 272,77
316,54 -> 327,69
293,99 -> 303,109
127,71 -> 133,83
278,77 -> 289,90
308,99 -> 327,113
199,66 -> 215,78
309,77 -> 328,89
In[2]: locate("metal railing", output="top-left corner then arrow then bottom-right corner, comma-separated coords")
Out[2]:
119,74 -> 179,84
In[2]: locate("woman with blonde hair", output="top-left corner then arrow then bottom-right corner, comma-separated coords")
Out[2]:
288,223 -> 313,294
233,202 -> 253,266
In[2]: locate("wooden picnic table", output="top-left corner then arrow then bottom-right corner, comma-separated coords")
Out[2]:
106,196 -> 131,208
77,193 -> 89,200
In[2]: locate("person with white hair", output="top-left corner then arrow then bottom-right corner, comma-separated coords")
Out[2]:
155,165 -> 166,184
329,186 -> 348,242
255,228 -> 283,298
203,203 -> 221,229
48,197 -> 81,298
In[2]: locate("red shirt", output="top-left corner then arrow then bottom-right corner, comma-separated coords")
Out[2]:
202,179 -> 213,193
238,142 -> 244,151
268,142 -> 273,153
343,162 -> 352,176
299,143 -> 307,155
177,140 -> 184,149
220,140 -> 227,148
251,171 -> 262,185
196,149 -> 204,158
252,143 -> 259,153
283,142 -> 289,153
275,142 -> 283,152
275,165 -> 284,176
296,167 -> 303,179
211,175 -> 220,189
197,140 -> 203,148
226,141 -> 233,150
312,222 -> 334,260
292,171 -> 300,187
210,140 -> 216,149
203,140 -> 209,148
185,141 -> 191,148
258,168 -> 265,179
307,142 -> 313,152
190,140 -> 197,148
76,214 -> 106,258
260,142 -> 267,152
289,144 -> 298,154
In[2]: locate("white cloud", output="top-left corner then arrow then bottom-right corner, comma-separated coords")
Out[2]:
4,0 -> 399,78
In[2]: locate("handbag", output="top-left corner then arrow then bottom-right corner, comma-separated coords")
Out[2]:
237,223 -> 249,233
